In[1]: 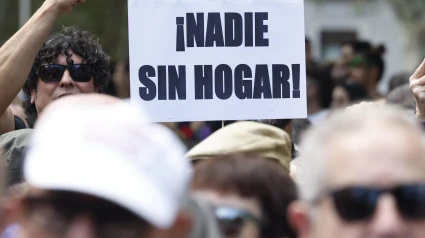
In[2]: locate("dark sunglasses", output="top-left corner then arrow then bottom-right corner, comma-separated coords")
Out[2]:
37,64 -> 94,83
214,206 -> 263,237
328,184 -> 425,222
23,195 -> 144,238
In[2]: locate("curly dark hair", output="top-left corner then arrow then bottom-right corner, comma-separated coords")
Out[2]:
23,26 -> 111,128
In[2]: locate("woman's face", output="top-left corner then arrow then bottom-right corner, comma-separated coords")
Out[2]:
31,50 -> 96,115
193,190 -> 263,238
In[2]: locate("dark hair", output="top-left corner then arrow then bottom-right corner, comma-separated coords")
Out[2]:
353,40 -> 372,54
305,37 -> 311,45
341,40 -> 372,55
192,154 -> 298,238
336,81 -> 368,103
306,71 -> 335,109
368,44 -> 386,82
40,190 -> 153,236
306,73 -> 322,97
22,27 -> 111,128
257,119 -> 292,130
352,44 -> 386,83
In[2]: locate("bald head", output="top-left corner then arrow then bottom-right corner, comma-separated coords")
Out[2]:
326,120 -> 425,188
297,105 -> 425,201
289,106 -> 425,238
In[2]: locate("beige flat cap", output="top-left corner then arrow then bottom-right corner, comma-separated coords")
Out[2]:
186,121 -> 292,172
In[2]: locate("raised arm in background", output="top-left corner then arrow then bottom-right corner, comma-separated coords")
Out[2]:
0,0 -> 87,134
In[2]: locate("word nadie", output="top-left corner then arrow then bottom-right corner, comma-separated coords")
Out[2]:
176,12 -> 269,51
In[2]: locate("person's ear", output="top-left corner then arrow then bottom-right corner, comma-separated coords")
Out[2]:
288,201 -> 312,238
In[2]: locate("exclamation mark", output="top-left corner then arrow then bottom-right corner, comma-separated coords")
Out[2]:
176,17 -> 185,52
292,64 -> 300,98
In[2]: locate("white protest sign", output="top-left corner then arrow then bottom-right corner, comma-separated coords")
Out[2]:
128,0 -> 306,122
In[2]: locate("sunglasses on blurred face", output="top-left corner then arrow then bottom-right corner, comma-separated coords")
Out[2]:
319,184 -> 425,222
22,194 -> 144,238
214,206 -> 264,237
37,64 -> 94,83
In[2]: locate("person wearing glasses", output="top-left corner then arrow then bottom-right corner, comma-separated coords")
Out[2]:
289,105 -> 425,238
191,154 -> 298,238
7,94 -> 193,238
0,0 -> 110,134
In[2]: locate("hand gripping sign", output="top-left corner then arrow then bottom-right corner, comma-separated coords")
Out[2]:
128,0 -> 306,122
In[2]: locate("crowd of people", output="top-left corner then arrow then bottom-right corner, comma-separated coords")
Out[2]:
0,0 -> 425,238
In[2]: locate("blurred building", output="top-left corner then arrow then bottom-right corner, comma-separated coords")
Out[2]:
305,0 -> 424,94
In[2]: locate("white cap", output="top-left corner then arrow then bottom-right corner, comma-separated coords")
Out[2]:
24,96 -> 192,229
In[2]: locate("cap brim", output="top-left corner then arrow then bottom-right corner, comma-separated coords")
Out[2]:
24,145 -> 178,229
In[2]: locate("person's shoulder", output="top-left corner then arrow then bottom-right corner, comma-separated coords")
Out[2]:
13,115 -> 26,130
0,129 -> 33,186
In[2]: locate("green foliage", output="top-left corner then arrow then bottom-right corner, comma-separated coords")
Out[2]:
0,0 -> 128,62
0,0 -> 20,45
